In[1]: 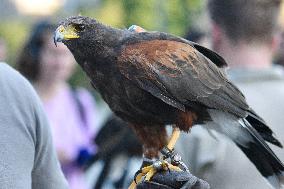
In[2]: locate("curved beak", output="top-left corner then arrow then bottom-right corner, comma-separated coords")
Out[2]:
54,25 -> 79,47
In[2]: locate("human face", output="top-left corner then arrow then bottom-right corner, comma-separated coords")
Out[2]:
38,33 -> 76,84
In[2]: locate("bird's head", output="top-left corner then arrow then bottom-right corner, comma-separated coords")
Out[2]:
54,16 -> 96,47
54,16 -> 124,61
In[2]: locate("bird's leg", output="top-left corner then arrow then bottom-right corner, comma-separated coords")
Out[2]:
161,147 -> 190,172
128,166 -> 144,189
128,158 -> 182,189
167,127 -> 181,150
128,127 -> 184,189
161,127 -> 190,172
128,158 -> 158,189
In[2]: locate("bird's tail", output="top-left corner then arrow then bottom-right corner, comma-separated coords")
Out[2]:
246,111 -> 283,147
208,110 -> 284,189
235,118 -> 284,189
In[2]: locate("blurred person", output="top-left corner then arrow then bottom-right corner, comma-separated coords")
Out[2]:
0,62 -> 68,189
0,38 -> 7,61
85,114 -> 143,189
177,0 -> 284,189
184,28 -> 210,48
275,2 -> 284,67
275,31 -> 284,67
16,20 -> 100,189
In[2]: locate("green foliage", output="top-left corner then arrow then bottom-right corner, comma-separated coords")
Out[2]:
121,0 -> 157,29
79,0 -> 205,36
0,19 -> 30,65
121,0 -> 205,36
78,0 -> 124,27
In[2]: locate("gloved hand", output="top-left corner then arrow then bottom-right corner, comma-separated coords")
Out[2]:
136,170 -> 210,189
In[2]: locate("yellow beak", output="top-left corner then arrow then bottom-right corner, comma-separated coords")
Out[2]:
54,25 -> 79,46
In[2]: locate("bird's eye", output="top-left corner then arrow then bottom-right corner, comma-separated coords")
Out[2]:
74,24 -> 85,31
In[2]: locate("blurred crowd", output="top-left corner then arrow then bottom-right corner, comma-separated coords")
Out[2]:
0,0 -> 284,189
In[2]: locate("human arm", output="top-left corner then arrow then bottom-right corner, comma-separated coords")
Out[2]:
31,96 -> 69,189
0,63 -> 68,189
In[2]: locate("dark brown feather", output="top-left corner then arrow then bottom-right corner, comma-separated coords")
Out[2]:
177,110 -> 198,132
130,124 -> 168,158
118,39 -> 249,117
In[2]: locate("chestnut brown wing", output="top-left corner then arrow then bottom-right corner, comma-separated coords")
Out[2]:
117,39 -> 249,117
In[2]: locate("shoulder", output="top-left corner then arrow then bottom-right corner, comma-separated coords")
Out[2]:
0,63 -> 44,117
0,62 -> 44,137
0,62 -> 36,97
0,62 -> 24,82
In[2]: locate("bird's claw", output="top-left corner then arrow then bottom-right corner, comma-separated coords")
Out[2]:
130,159 -> 182,188
161,147 -> 190,172
129,148 -> 189,189
134,169 -> 142,184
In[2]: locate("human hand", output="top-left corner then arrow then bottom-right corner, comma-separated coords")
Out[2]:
136,170 -> 210,189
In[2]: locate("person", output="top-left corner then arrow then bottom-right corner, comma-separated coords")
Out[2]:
275,2 -> 284,67
275,30 -> 284,67
176,0 -> 284,189
184,28 -> 210,48
16,20 -> 100,189
0,62 -> 68,189
84,114 -> 143,189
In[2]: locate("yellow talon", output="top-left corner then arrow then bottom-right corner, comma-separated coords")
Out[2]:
128,171 -> 144,189
141,165 -> 153,173
135,172 -> 144,183
128,181 -> 137,189
128,127 -> 182,189
166,162 -> 182,172
144,168 -> 157,181
128,160 -> 182,189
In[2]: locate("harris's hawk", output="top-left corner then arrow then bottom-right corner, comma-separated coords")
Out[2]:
54,16 -> 284,189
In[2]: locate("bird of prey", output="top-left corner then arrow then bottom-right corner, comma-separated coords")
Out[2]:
54,16 -> 284,189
